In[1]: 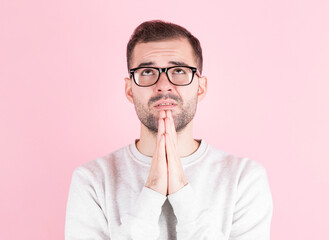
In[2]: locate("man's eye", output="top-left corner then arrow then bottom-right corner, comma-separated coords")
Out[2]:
173,68 -> 186,74
141,69 -> 155,76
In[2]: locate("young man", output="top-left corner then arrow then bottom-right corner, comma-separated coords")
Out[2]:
65,20 -> 273,240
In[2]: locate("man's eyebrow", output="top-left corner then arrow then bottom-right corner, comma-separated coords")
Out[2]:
136,61 -> 189,68
137,62 -> 154,68
168,61 -> 189,66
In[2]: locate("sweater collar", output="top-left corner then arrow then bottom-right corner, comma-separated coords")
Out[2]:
128,139 -> 208,166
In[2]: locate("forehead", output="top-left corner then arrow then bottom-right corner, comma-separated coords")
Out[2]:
131,38 -> 196,68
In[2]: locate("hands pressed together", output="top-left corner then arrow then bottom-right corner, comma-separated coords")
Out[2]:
145,110 -> 188,196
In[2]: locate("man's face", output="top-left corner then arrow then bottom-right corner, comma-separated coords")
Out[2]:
125,38 -> 207,134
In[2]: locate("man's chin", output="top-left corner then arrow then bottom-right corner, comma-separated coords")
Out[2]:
152,108 -> 178,117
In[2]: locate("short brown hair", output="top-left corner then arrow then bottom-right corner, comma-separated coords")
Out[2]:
126,20 -> 203,74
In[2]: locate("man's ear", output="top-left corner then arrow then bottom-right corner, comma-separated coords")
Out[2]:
197,76 -> 207,102
124,77 -> 134,104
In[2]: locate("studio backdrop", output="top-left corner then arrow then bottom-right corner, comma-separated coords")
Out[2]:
1,0 -> 328,239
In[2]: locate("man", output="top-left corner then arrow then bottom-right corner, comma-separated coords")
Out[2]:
65,20 -> 273,239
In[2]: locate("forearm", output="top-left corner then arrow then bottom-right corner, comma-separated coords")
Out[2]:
113,187 -> 166,240
167,168 -> 273,240
168,184 -> 226,239
65,168 -> 166,240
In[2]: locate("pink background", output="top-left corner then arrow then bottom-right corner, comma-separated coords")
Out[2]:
1,0 -> 328,239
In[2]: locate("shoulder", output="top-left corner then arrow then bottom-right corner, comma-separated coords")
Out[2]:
206,144 -> 271,203
71,145 -> 130,184
205,143 -> 268,181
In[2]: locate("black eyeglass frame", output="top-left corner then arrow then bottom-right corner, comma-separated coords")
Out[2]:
129,65 -> 200,87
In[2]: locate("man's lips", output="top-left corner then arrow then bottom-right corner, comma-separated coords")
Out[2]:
153,100 -> 177,110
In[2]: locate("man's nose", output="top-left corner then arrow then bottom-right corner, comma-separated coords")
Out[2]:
155,72 -> 173,92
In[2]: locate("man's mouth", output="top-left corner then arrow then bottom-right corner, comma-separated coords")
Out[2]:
154,100 -> 177,109
156,102 -> 175,106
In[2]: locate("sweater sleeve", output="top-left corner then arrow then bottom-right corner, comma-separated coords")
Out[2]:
167,184 -> 226,239
65,166 -> 166,240
167,166 -> 273,240
229,166 -> 273,240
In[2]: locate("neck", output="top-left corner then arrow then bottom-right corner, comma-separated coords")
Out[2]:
136,120 -> 199,157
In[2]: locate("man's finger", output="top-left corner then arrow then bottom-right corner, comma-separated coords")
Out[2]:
167,111 -> 176,136
157,112 -> 166,163
157,116 -> 165,142
159,110 -> 166,119
158,134 -> 166,160
165,111 -> 177,146
165,132 -> 177,163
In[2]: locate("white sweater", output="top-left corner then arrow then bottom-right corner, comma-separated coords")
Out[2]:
65,140 -> 272,240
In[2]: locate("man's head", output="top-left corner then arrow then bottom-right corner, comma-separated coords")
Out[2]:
124,20 -> 207,134
127,20 -> 203,75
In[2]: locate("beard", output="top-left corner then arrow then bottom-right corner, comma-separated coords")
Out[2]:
133,93 -> 198,134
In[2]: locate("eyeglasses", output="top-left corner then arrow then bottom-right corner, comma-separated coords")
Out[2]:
129,66 -> 200,87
